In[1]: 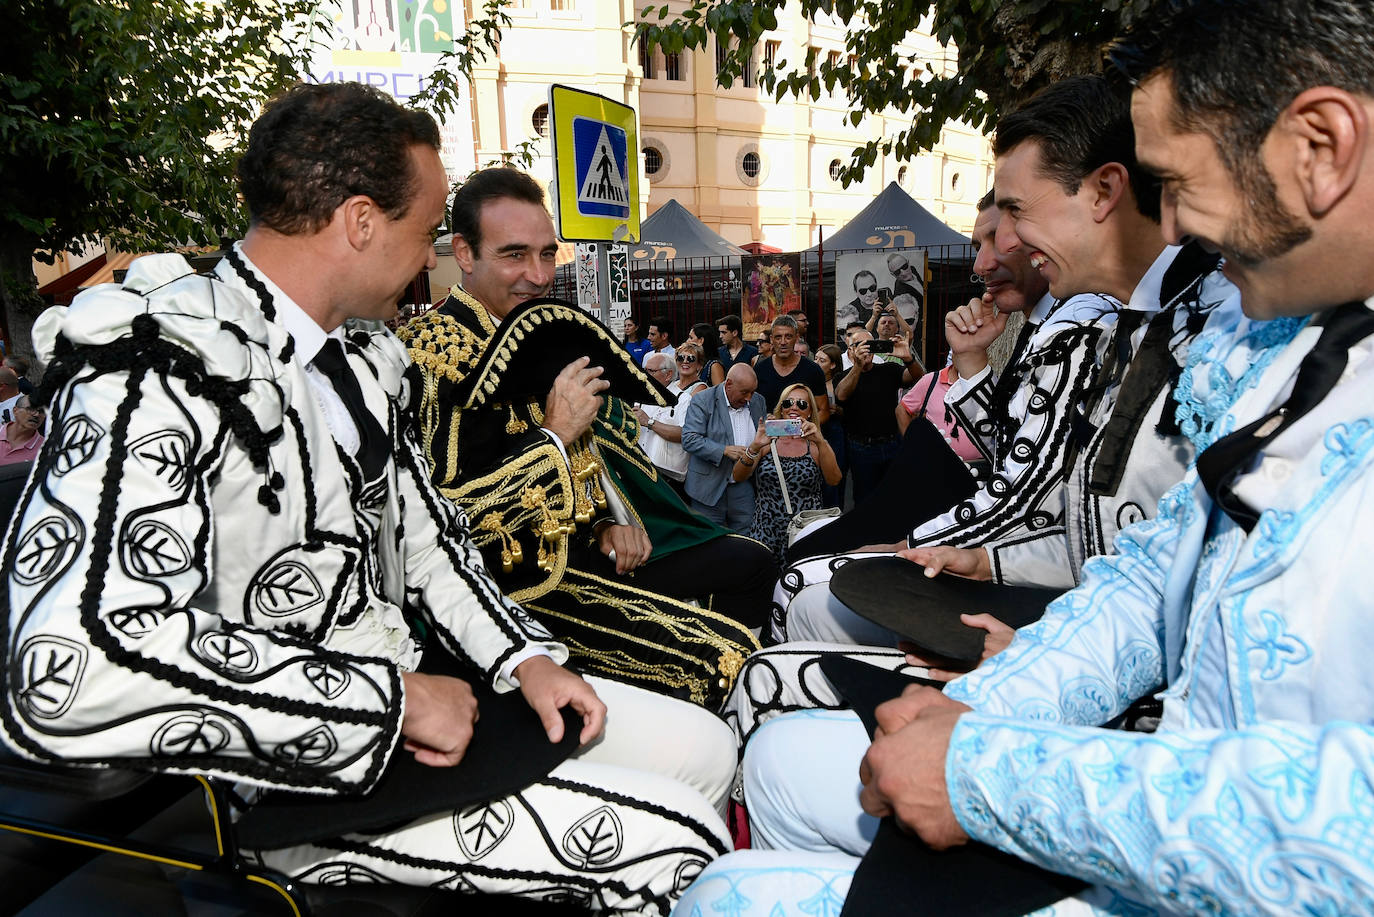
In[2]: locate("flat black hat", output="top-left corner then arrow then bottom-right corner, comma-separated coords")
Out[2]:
815,654 -> 1087,917
828,555 -> 1063,664
454,297 -> 674,409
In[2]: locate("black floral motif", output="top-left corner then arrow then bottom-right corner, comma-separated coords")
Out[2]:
151,711 -> 233,757
673,857 -> 708,895
53,415 -> 105,475
194,632 -> 260,675
122,519 -> 192,578
562,805 -> 623,867
454,799 -> 514,861
250,561 -> 325,618
106,607 -> 164,639
13,516 -> 80,586
296,862 -> 392,886
303,661 -> 351,699
17,635 -> 88,719
129,430 -> 193,492
274,725 -> 338,765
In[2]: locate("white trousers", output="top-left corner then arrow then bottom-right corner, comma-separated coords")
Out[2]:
253,677 -> 735,915
770,550 -> 903,645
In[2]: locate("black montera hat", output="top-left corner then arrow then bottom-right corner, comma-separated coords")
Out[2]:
454,297 -> 675,409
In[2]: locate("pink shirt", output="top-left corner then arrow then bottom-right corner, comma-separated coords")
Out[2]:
900,366 -> 983,463
0,423 -> 43,466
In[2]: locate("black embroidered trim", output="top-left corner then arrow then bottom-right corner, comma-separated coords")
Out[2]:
222,247 -> 296,365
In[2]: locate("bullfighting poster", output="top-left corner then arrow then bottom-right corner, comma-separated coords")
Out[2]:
741,253 -> 801,342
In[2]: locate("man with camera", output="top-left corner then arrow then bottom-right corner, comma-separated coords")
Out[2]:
835,327 -> 920,503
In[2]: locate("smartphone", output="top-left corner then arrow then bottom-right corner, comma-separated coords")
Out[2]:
868,339 -> 895,354
764,417 -> 804,438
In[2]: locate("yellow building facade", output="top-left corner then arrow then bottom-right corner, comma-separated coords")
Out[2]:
469,0 -> 991,246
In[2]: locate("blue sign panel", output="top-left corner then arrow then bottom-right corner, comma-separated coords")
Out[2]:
572,116 -> 630,220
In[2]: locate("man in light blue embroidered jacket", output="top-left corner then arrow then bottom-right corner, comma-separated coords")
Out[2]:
673,1 -> 1374,913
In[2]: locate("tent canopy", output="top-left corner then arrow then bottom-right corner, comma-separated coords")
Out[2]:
629,199 -> 747,262
810,182 -> 970,252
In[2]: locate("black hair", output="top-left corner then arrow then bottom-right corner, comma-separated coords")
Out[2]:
717,314 -> 743,334
977,188 -> 996,211
1109,0 -> 1374,195
993,75 -> 1160,221
450,167 -> 547,255
238,82 -> 441,235
649,315 -> 673,339
690,322 -> 721,360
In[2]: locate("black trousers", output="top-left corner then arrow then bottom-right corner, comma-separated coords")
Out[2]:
591,533 -> 777,631
789,420 -> 978,561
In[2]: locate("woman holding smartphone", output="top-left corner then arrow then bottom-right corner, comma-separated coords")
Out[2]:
731,383 -> 842,565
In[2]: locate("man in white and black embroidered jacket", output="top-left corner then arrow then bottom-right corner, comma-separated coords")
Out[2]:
1,82 -> 731,914
774,76 -> 1222,649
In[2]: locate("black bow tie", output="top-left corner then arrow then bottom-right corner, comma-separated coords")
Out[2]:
1196,301 -> 1374,531
312,338 -> 390,480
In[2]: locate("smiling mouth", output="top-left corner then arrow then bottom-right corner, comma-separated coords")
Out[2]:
1029,253 -> 1049,270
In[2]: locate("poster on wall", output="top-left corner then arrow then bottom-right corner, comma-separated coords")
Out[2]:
575,243 -> 600,315
307,0 -> 476,179
834,249 -> 928,342
740,254 -> 801,342
573,242 -> 630,327
607,244 -> 631,329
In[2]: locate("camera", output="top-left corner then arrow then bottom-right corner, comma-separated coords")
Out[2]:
868,339 -> 895,354
764,418 -> 804,438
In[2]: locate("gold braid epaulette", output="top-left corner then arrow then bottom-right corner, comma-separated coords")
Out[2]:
397,303 -> 484,385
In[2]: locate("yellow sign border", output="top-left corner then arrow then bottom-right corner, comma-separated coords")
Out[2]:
549,84 -> 640,243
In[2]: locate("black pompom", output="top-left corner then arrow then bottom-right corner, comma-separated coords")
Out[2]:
258,484 -> 281,514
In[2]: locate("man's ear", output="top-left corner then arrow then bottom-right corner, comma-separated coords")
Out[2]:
1087,162 -> 1131,223
452,234 -> 477,276
339,195 -> 377,252
1279,86 -> 1368,217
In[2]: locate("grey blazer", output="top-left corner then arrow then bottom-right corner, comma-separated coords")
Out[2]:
681,384 -> 767,506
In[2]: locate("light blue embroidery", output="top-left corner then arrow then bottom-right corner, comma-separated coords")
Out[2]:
1085,753 -> 1136,806
796,880 -> 845,916
1243,609 -> 1311,681
710,884 -> 751,917
1250,752 -> 1318,822
1151,757 -> 1209,820
1320,419 -> 1374,476
1174,316 -> 1305,453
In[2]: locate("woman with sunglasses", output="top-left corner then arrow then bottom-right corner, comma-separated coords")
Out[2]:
686,323 -> 726,385
731,383 -> 841,565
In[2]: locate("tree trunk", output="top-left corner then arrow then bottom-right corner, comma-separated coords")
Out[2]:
0,237 -> 44,367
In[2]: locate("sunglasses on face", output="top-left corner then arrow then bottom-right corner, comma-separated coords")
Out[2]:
676,354 -> 697,364
857,285 -> 877,295
778,398 -> 809,411
893,262 -> 910,272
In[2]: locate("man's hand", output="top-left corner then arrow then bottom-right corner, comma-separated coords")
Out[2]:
633,406 -> 652,426
898,614 -> 1015,681
596,522 -> 653,574
870,683 -> 966,737
945,295 -> 1008,380
898,544 -> 992,581
722,444 -> 749,462
859,688 -> 972,849
399,671 -> 480,767
543,356 -> 609,445
848,340 -> 874,371
514,655 -> 607,746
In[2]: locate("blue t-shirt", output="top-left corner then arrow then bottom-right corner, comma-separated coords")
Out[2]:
625,339 -> 653,366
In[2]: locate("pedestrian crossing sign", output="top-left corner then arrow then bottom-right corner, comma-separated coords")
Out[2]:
549,84 -> 640,243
